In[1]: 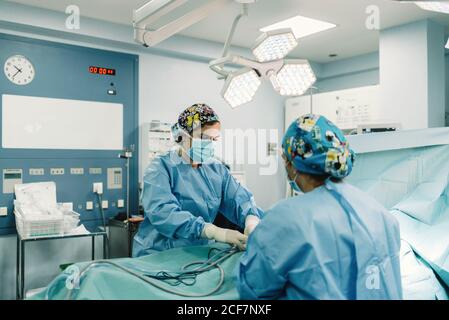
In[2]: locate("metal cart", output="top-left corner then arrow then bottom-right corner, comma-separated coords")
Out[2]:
16,228 -> 108,300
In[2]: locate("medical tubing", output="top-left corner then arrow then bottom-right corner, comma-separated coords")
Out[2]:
65,247 -> 238,299
145,247 -> 236,287
119,247 -> 234,286
96,193 -> 107,230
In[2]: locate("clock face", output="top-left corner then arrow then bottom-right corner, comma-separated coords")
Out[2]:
4,55 -> 35,85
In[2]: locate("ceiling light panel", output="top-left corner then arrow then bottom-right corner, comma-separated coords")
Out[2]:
260,15 -> 337,40
413,1 -> 449,14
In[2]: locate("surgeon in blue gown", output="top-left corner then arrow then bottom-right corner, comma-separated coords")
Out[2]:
133,104 -> 262,257
236,115 -> 403,300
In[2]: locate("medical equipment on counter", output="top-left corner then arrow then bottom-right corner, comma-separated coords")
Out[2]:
13,182 -> 81,238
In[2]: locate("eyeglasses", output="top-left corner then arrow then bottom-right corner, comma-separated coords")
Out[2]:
200,133 -> 221,141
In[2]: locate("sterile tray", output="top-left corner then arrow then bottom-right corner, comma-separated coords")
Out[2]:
14,210 -> 65,239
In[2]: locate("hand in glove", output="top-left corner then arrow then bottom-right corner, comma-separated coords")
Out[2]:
202,223 -> 248,250
244,214 -> 260,236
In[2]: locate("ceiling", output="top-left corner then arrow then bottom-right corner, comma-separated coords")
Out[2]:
6,0 -> 449,62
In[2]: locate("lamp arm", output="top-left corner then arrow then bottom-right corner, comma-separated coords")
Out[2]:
209,55 -> 263,78
221,4 -> 248,57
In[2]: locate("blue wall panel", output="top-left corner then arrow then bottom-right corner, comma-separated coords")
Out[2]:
0,33 -> 139,235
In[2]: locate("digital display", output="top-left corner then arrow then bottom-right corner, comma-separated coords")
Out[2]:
4,173 -> 21,179
89,66 -> 116,76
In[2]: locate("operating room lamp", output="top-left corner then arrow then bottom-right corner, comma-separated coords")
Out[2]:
133,0 -> 317,108
209,7 -> 316,108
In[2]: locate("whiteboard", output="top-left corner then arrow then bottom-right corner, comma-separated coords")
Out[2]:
2,94 -> 123,150
285,85 -> 397,131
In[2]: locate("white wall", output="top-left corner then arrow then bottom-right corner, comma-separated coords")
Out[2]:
380,20 -> 446,130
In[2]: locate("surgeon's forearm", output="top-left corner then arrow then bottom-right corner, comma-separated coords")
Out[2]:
149,208 -> 206,240
244,214 -> 260,236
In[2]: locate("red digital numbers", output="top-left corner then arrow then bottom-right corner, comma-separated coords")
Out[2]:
89,66 -> 115,76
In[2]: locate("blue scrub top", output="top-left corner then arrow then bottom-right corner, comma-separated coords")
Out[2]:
236,180 -> 403,300
133,150 -> 263,257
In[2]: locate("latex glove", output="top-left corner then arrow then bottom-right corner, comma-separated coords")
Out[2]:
244,215 -> 260,236
202,223 -> 248,251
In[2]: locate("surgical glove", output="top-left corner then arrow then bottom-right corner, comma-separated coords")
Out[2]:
244,215 -> 260,236
202,223 -> 248,250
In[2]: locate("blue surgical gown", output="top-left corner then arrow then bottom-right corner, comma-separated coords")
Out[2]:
236,180 -> 403,300
133,150 -> 263,257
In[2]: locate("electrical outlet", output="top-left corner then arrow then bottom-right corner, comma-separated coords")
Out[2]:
86,201 -> 93,211
0,207 -> 7,217
89,168 -> 102,175
29,168 -> 45,176
117,199 -> 125,208
70,168 -> 84,175
101,200 -> 108,209
50,168 -> 65,175
93,182 -> 103,194
61,202 -> 73,211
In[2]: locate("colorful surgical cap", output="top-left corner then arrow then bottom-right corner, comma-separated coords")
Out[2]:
282,114 -> 355,179
171,103 -> 220,142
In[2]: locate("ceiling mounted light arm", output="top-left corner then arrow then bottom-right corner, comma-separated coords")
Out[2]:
207,2 -> 317,108
134,0 -> 233,47
221,4 -> 249,57
209,54 -> 264,78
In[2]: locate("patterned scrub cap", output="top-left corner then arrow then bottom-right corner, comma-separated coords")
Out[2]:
282,114 -> 355,179
171,103 -> 220,142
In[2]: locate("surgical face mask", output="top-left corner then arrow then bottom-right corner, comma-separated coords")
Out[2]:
284,161 -> 302,194
288,173 -> 302,193
188,138 -> 216,163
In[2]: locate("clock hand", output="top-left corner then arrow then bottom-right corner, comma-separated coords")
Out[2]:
12,69 -> 20,79
13,65 -> 23,73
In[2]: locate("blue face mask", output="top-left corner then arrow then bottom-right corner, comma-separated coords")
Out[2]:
188,138 -> 215,163
288,173 -> 302,193
285,162 -> 302,193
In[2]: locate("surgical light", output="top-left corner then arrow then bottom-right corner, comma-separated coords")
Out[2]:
209,3 -> 318,108
412,1 -> 449,14
222,68 -> 262,109
252,29 -> 298,62
270,60 -> 316,96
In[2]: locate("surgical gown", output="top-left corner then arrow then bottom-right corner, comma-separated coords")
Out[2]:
236,180 -> 403,300
133,150 -> 262,257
